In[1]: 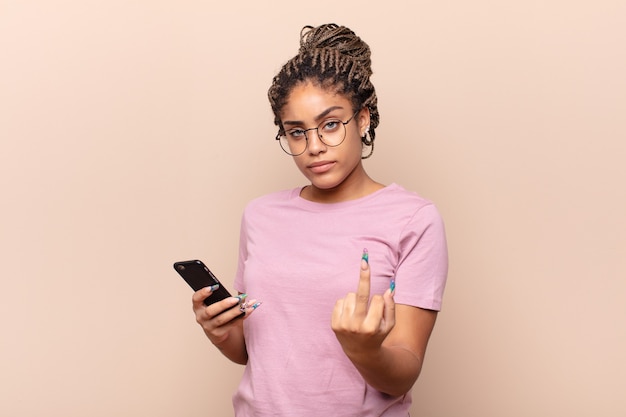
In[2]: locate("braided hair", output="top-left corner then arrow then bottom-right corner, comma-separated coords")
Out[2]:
268,24 -> 379,158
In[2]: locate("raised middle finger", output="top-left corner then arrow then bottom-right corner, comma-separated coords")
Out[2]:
353,248 -> 371,319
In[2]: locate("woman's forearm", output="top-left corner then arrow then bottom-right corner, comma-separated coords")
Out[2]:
207,320 -> 248,365
347,344 -> 422,397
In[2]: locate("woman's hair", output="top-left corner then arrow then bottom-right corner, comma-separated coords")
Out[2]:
268,24 -> 379,155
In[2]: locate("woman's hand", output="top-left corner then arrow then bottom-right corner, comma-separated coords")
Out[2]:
192,287 -> 257,347
331,251 -> 396,361
331,251 -> 435,397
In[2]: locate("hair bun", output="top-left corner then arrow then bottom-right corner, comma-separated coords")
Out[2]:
299,24 -> 372,75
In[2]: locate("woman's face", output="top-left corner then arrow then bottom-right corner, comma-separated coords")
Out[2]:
279,82 -> 370,196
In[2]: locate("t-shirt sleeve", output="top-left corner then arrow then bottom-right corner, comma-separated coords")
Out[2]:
393,203 -> 448,311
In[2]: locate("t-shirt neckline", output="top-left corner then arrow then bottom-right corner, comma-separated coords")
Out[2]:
291,183 -> 400,211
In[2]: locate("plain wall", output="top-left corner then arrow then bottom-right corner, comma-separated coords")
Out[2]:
1,1 -> 624,416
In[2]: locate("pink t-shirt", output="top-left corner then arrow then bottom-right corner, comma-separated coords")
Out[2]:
233,184 -> 448,416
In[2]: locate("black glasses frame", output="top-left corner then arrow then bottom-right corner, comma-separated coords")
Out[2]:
275,109 -> 360,156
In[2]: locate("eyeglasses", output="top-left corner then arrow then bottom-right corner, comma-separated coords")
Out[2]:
276,110 -> 360,156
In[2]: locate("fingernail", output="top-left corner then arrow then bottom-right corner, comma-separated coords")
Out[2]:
236,293 -> 248,302
240,300 -> 262,312
390,278 -> 396,293
361,248 -> 369,264
209,284 -> 220,292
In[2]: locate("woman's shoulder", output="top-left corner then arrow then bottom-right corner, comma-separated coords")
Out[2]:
376,183 -> 435,209
370,183 -> 444,227
243,187 -> 301,212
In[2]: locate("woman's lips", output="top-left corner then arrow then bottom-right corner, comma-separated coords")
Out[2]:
308,161 -> 335,174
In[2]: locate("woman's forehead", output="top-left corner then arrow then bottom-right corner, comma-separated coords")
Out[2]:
280,82 -> 351,119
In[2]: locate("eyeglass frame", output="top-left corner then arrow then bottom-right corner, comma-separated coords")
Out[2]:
275,109 -> 361,156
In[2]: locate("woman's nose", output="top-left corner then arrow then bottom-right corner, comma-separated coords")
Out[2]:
306,129 -> 326,154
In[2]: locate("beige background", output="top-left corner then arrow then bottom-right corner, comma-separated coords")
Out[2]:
1,1 -> 625,416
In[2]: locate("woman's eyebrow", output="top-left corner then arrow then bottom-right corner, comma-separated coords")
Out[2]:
282,106 -> 345,126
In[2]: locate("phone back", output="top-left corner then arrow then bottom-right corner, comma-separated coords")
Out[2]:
173,260 -> 234,306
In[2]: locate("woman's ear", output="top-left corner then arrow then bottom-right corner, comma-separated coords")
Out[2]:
357,107 -> 371,136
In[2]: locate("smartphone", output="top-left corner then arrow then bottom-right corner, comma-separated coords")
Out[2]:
173,259 -> 245,320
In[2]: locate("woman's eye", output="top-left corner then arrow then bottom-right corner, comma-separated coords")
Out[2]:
288,129 -> 306,139
322,120 -> 340,131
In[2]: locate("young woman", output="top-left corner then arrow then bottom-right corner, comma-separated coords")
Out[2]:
192,23 -> 448,416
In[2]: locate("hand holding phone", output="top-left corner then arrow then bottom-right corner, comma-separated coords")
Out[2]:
173,259 -> 245,320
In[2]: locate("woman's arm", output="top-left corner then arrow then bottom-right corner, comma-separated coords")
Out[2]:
331,258 -> 437,397
192,287 -> 251,365
343,304 -> 436,396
